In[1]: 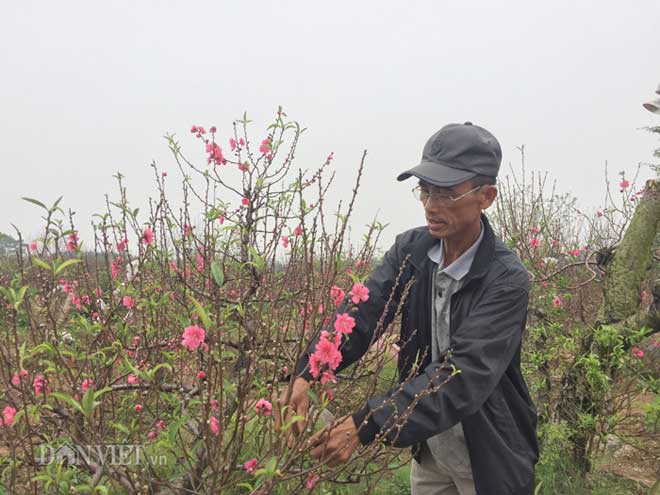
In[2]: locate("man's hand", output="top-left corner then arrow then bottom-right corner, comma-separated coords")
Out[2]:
307,415 -> 360,467
275,377 -> 310,448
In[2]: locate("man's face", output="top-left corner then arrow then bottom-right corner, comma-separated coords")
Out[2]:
419,179 -> 497,240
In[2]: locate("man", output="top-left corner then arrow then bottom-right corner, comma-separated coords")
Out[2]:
278,122 -> 538,495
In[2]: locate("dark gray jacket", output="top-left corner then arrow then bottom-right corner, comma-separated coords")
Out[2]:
296,214 -> 538,495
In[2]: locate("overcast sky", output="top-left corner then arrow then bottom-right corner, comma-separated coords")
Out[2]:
2,1 -> 659,250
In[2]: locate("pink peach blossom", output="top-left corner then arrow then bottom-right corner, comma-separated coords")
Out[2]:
259,138 -> 271,154
632,347 -> 644,359
116,238 -> 128,252
33,374 -> 48,395
209,416 -> 220,436
66,232 -> 79,252
306,473 -> 321,489
122,296 -> 135,309
181,324 -> 206,351
1,406 -> 16,427
349,283 -> 370,304
142,228 -> 154,245
255,399 -> 273,417
330,285 -> 345,307
333,313 -> 356,335
244,458 -> 258,474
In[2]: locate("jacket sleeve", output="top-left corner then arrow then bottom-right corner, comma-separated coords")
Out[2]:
352,281 -> 529,447
294,232 -> 410,381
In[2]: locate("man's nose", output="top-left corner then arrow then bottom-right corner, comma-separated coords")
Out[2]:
424,200 -> 443,214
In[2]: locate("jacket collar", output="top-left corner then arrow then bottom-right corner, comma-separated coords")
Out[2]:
409,213 -> 496,285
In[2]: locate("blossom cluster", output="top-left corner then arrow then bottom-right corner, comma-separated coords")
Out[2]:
307,283 -> 369,383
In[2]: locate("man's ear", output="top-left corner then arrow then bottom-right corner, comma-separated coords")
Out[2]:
479,185 -> 497,209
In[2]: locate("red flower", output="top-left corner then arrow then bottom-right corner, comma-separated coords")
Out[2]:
142,227 -> 154,245
122,296 -> 135,309
81,379 -> 94,393
333,313 -> 355,335
330,285 -> 345,307
306,473 -> 321,489
632,347 -> 645,359
243,458 -> 258,474
181,324 -> 206,351
259,138 -> 271,154
1,406 -> 17,427
33,374 -> 48,395
255,398 -> 273,416
66,232 -> 79,252
209,416 -> 220,436
309,332 -> 342,378
349,283 -> 370,304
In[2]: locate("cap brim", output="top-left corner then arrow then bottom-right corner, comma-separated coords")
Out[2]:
397,160 -> 477,187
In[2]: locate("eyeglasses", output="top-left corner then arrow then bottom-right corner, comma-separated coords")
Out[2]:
412,185 -> 482,206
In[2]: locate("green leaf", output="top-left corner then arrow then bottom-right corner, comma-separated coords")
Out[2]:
54,258 -> 82,276
211,261 -> 224,287
81,389 -> 97,418
167,419 -> 184,445
112,422 -> 130,435
22,197 -> 48,210
265,456 -> 278,477
189,295 -> 212,329
15,286 -> 28,309
147,363 -> 173,380
248,246 -> 265,273
51,196 -> 63,212
50,392 -> 85,415
93,387 -> 113,400
32,257 -> 52,272
306,388 -> 319,406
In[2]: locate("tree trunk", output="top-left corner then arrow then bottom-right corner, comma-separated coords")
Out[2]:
600,180 -> 660,325
558,180 -> 660,477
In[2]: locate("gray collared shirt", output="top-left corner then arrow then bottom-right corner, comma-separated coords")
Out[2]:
425,223 -> 484,477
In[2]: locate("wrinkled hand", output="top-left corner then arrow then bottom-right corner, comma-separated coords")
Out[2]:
275,377 -> 310,448
307,415 -> 360,467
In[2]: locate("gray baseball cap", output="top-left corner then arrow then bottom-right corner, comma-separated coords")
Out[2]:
397,122 -> 502,187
